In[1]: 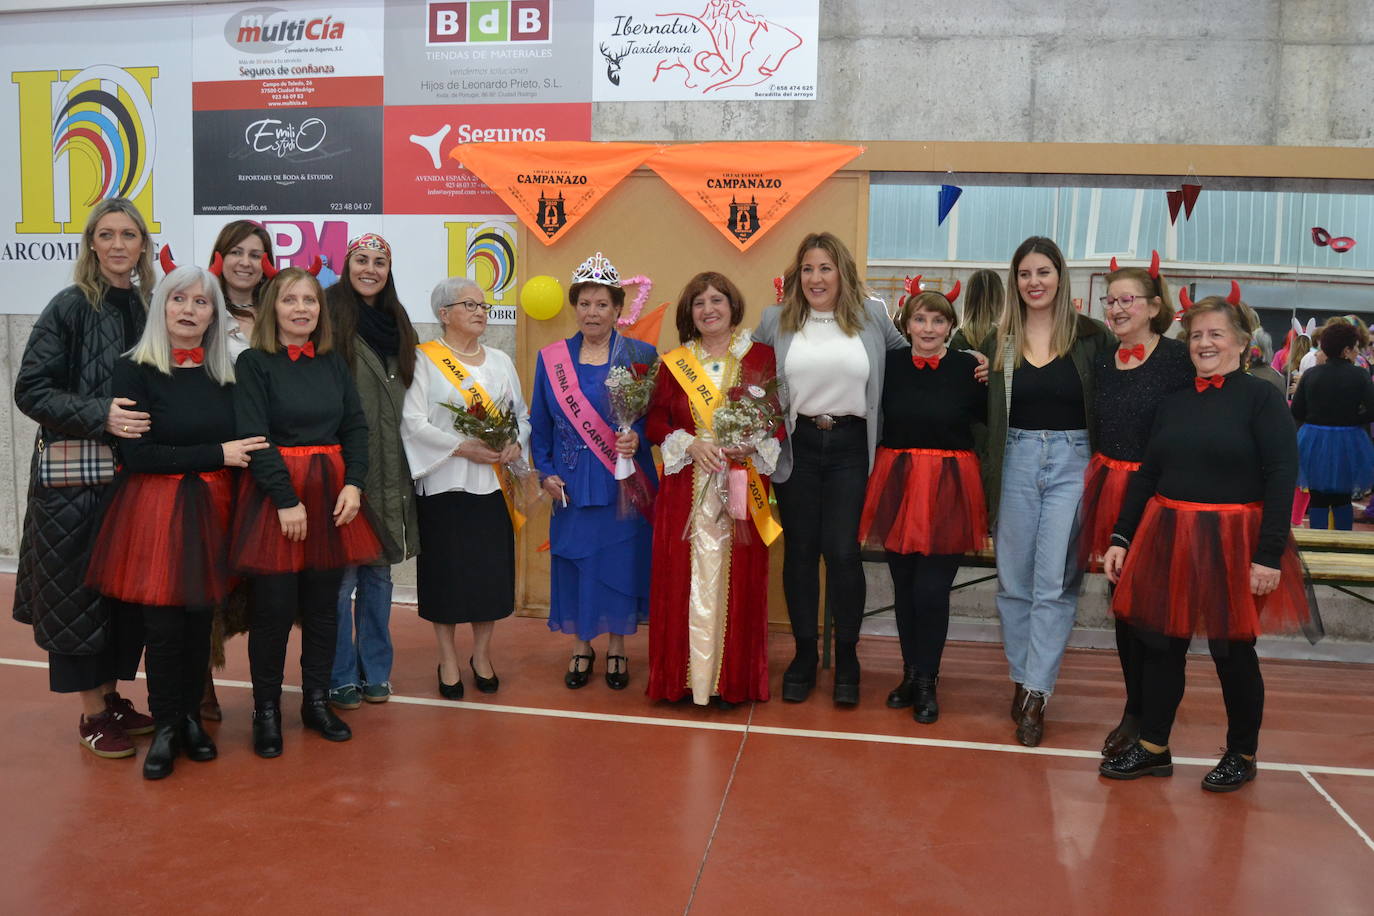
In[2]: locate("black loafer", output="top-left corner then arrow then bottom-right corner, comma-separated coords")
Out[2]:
605,654 -> 629,690
438,665 -> 464,700
1101,714 -> 1141,758
565,649 -> 595,689
1202,751 -> 1257,793
142,723 -> 181,781
182,715 -> 218,762
1100,742 -> 1174,780
469,657 -> 499,694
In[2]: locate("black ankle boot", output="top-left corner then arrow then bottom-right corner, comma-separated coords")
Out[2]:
253,700 -> 283,758
301,688 -> 352,742
781,638 -> 819,703
886,664 -> 919,709
142,722 -> 181,780
911,674 -> 939,724
182,714 -> 218,762
833,640 -> 860,706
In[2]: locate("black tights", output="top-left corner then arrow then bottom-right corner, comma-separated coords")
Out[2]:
887,553 -> 961,675
248,569 -> 344,705
142,605 -> 212,726
1138,636 -> 1264,755
1116,618 -> 1145,718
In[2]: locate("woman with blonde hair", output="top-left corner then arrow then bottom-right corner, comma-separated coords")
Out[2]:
980,236 -> 1111,746
950,268 -> 1003,352
14,197 -> 156,758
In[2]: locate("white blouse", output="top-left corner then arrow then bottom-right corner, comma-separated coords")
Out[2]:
400,341 -> 531,497
784,311 -> 869,418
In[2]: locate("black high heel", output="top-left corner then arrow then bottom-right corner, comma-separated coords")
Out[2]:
605,654 -> 629,690
470,656 -> 499,694
565,648 -> 595,689
438,664 -> 464,700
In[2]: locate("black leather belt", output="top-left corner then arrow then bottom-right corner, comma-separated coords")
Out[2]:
798,413 -> 863,430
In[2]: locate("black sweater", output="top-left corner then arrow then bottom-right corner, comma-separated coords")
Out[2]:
879,349 -> 987,451
112,358 -> 234,474
1093,336 -> 1195,462
1113,369 -> 1298,568
233,347 -> 368,509
1291,359 -> 1374,428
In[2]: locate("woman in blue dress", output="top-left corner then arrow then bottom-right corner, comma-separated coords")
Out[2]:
530,252 -> 658,691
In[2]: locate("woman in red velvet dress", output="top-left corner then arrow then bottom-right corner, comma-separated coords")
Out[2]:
646,273 -> 781,709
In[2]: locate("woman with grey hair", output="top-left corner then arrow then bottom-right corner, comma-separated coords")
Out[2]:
85,264 -> 269,777
400,277 -> 528,698
1247,328 -> 1287,395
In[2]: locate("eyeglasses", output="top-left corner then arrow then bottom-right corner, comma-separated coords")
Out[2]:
1099,295 -> 1150,308
445,300 -> 491,313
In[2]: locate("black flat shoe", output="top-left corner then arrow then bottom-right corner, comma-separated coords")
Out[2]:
252,702 -> 282,759
565,648 -> 595,689
469,657 -> 499,694
713,696 -> 737,711
1101,714 -> 1141,758
886,665 -> 919,709
301,689 -> 352,742
182,714 -> 217,762
911,675 -> 939,724
1202,751 -> 1257,793
142,723 -> 181,780
1099,742 -> 1173,780
438,665 -> 464,700
605,654 -> 629,690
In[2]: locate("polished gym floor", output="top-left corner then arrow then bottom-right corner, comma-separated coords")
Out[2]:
2,573 -> 1371,914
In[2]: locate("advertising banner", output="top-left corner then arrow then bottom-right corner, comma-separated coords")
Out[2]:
383,102 -> 589,214
591,0 -> 818,102
451,141 -> 658,246
0,7 -> 194,314
383,0 -> 594,106
647,142 -> 862,251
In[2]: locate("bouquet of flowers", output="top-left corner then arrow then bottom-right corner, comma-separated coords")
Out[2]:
710,376 -> 785,521
442,394 -> 534,511
605,346 -> 660,518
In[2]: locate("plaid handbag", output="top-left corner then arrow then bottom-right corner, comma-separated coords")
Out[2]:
36,436 -> 115,488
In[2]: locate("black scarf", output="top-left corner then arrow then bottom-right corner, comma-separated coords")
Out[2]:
356,299 -> 399,359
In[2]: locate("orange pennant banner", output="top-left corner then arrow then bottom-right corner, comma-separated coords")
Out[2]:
621,302 -> 670,349
647,142 -> 864,252
451,142 -> 660,246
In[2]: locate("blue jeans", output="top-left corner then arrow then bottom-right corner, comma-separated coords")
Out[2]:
995,428 -> 1090,696
332,564 -> 395,690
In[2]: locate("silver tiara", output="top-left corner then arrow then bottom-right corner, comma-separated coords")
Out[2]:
570,251 -> 621,287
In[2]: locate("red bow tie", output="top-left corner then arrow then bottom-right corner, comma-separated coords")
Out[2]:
172,347 -> 204,365
1194,374 -> 1225,393
912,354 -> 940,370
1118,344 -> 1145,363
287,341 -> 315,361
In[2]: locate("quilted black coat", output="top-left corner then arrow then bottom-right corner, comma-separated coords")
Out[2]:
13,284 -> 146,655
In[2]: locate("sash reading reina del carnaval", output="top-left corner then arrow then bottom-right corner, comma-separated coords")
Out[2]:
662,345 -> 783,545
539,338 -> 657,518
416,340 -> 526,531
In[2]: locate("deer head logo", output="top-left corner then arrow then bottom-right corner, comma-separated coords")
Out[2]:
599,42 -> 630,86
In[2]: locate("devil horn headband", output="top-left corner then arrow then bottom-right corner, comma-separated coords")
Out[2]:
1227,280 -> 1242,305
260,254 -> 321,279
159,245 -> 224,278
773,276 -> 784,304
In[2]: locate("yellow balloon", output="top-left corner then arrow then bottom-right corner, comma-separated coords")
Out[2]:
520,275 -> 564,320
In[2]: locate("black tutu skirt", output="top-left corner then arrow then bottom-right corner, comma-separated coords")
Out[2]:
1112,496 -> 1322,643
858,447 -> 987,555
85,468 -> 236,607
1079,453 -> 1139,568
230,445 -> 383,575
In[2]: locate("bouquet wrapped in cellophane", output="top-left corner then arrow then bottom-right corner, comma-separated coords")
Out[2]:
688,374 -> 785,540
605,347 -> 660,518
441,394 -> 535,513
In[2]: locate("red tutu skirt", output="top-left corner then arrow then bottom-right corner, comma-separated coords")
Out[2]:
1079,453 -> 1140,567
230,445 -> 383,575
85,468 -> 235,607
1112,496 -> 1321,641
858,447 -> 988,555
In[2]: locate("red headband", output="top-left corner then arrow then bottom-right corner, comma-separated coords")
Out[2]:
261,253 -> 322,279
159,245 -> 223,278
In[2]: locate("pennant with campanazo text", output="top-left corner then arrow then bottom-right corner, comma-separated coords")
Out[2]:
451,142 -> 659,246
647,142 -> 864,252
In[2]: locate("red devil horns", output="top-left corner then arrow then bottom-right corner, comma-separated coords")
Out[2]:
944,280 -> 962,303
901,275 -> 960,304
1149,250 -> 1160,279
905,275 -> 922,296
1109,257 -> 1119,272
773,276 -> 784,304
260,254 -> 321,279
1178,287 -> 1194,312
1227,280 -> 1242,305
160,246 -> 225,278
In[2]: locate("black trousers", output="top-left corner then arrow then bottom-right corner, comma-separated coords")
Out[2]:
887,552 -> 961,675
1115,618 -> 1145,718
142,604 -> 212,726
48,599 -> 144,694
248,569 -> 344,705
1138,636 -> 1264,755
774,420 -> 869,644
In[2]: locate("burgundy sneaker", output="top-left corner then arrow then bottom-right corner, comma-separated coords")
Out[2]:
78,711 -> 135,759
104,692 -> 154,736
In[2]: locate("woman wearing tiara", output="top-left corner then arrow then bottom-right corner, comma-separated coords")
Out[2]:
529,252 -> 659,691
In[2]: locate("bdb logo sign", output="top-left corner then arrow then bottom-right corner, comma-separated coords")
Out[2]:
12,65 -> 160,234
427,1 -> 550,45
446,219 -> 518,315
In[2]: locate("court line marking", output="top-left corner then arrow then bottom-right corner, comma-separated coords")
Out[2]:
1301,769 -> 1374,854
4,656 -> 1372,779
686,703 -> 753,915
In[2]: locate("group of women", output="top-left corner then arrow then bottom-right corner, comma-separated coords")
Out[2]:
13,199 -> 1321,794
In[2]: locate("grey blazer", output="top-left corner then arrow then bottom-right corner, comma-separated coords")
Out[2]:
753,298 -> 908,483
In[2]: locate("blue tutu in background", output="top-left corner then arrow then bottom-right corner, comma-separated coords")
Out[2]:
1298,423 -> 1374,493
